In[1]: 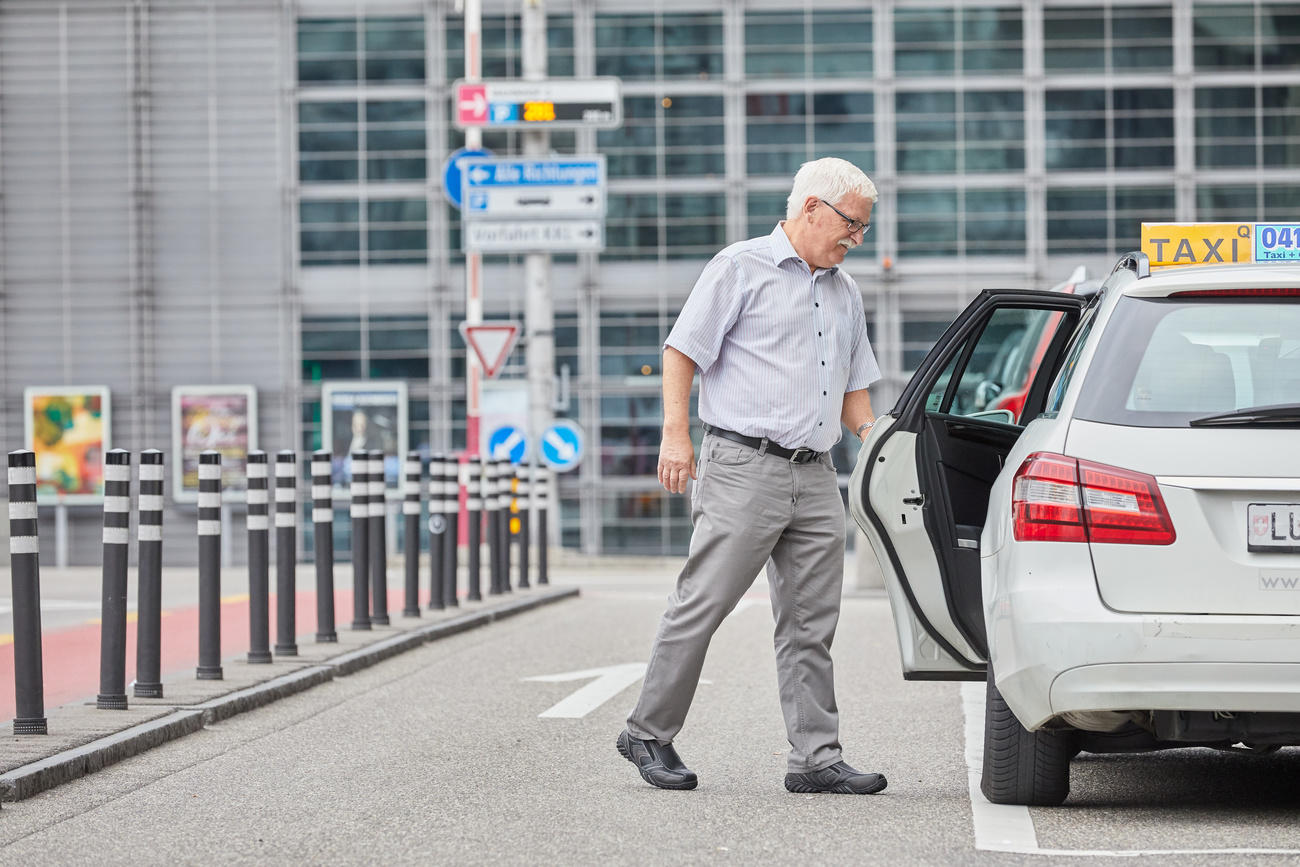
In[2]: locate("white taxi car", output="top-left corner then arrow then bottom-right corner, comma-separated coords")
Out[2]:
850,223 -> 1300,806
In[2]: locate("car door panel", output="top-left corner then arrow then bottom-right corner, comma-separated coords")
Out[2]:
851,290 -> 1088,681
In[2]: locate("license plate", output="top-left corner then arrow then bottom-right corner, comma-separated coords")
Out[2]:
1247,503 -> 1300,553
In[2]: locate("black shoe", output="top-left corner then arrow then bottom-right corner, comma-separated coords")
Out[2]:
784,761 -> 887,795
617,729 -> 698,790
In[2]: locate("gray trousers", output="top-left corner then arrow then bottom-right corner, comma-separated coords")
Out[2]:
627,432 -> 847,773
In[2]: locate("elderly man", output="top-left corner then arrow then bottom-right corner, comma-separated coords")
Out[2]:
617,157 -> 885,795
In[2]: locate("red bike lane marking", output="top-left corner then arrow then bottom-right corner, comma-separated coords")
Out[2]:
0,588 -> 415,722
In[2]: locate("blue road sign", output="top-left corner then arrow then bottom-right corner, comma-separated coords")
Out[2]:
441,147 -> 493,209
487,424 -> 528,464
462,158 -> 603,189
540,419 -> 584,472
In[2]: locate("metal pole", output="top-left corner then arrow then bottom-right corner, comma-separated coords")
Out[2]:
466,457 -> 483,602
196,450 -> 223,680
442,454 -> 460,608
274,450 -> 299,656
465,0 -> 484,458
427,453 -> 446,610
402,451 -> 422,617
97,449 -> 131,710
135,449 -> 165,698
246,450 -> 272,664
485,458 -> 500,594
523,0 -> 556,517
312,450 -> 338,641
368,449 -> 389,625
536,465 -> 550,585
516,464 -> 531,589
8,449 -> 47,733
497,459 -> 513,592
350,449 -> 371,630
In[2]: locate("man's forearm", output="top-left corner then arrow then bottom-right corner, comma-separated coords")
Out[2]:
662,346 -> 697,435
841,388 -> 875,438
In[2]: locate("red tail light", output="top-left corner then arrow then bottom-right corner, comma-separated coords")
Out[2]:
1012,452 -> 1176,545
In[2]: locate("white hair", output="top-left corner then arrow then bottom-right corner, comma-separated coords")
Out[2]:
784,157 -> 878,221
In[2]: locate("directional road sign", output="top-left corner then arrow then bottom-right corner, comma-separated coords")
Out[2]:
487,424 -> 528,464
540,419 -> 584,472
464,220 -> 603,254
462,157 -> 606,220
454,78 -> 622,130
460,321 -> 521,379
440,147 -> 493,209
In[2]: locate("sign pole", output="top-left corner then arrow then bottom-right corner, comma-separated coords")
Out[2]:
465,0 -> 483,459
523,0 -> 554,571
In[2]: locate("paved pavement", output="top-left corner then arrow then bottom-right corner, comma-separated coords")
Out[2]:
4,556 -> 1300,863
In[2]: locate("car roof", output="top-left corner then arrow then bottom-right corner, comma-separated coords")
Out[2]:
1112,261 -> 1300,298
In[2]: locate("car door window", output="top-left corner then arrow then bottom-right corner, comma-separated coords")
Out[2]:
931,308 -> 1053,422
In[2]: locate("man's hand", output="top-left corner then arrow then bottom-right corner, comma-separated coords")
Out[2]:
658,430 -> 697,494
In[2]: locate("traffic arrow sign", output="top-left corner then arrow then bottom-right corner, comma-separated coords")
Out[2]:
460,321 -> 521,379
540,419 -> 584,471
457,84 -> 488,125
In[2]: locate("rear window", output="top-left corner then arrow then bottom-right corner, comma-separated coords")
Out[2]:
1073,295 -> 1300,427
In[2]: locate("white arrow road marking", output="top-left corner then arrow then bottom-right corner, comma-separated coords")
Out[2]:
544,430 -> 577,461
524,663 -> 646,719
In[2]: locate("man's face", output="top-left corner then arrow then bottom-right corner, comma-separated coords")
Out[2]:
806,193 -> 872,270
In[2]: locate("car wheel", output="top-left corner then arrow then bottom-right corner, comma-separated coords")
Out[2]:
980,670 -> 1076,806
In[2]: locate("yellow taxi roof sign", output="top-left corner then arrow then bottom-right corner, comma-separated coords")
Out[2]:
1141,223 -> 1254,269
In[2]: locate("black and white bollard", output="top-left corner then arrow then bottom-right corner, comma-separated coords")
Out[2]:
274,450 -> 298,656
8,449 -> 46,734
427,453 -> 446,610
312,450 -> 337,642
368,449 -> 389,626
135,449 -> 165,698
465,457 -> 483,602
443,456 -> 460,608
246,450 -> 272,664
402,452 -> 422,617
485,459 -> 501,595
536,465 -> 551,585
350,449 -> 371,630
497,459 -> 513,593
97,449 -> 131,710
196,450 -> 223,680
516,464 -> 531,590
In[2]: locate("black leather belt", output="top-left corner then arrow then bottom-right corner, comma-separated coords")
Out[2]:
703,424 -> 824,464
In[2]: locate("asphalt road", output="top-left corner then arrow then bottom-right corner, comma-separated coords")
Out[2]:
3,565 -> 1300,864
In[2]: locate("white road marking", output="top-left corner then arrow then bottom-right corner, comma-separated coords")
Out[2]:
525,663 -> 647,719
0,599 -> 111,616
961,681 -> 1300,856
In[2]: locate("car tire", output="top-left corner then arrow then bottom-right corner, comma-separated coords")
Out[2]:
980,671 -> 1076,806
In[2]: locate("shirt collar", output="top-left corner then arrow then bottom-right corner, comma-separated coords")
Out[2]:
769,222 -> 838,274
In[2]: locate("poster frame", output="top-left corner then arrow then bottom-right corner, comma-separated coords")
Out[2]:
320,380 -> 409,487
23,384 -> 111,505
170,384 -> 259,504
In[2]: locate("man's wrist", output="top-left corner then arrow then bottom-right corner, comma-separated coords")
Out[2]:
855,419 -> 876,438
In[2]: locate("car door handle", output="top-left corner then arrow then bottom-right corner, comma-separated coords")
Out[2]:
903,495 -> 924,506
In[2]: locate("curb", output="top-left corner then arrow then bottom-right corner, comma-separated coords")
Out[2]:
0,586 -> 579,802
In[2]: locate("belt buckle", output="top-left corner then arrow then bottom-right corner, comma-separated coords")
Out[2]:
788,447 -> 813,464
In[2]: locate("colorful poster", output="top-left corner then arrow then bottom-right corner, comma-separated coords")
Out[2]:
321,381 -> 408,486
24,386 -> 110,503
171,386 -> 258,502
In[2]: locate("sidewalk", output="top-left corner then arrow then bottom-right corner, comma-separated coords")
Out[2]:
0,561 -> 579,803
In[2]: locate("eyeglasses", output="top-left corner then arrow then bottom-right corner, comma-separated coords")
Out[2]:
819,199 -> 871,235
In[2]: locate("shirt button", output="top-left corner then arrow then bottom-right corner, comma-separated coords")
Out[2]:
818,331 -> 822,336
815,302 -> 819,307
821,361 -> 825,366
823,391 -> 827,395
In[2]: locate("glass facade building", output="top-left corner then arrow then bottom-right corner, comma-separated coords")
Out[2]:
0,0 -> 1297,563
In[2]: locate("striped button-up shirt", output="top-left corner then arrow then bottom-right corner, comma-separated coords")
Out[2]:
666,223 -> 881,453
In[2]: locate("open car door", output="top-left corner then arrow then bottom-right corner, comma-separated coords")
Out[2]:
849,290 -> 1088,680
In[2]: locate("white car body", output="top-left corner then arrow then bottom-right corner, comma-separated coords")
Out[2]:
850,258 -> 1300,739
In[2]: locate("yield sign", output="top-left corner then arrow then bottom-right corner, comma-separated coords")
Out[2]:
459,321 -> 521,379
